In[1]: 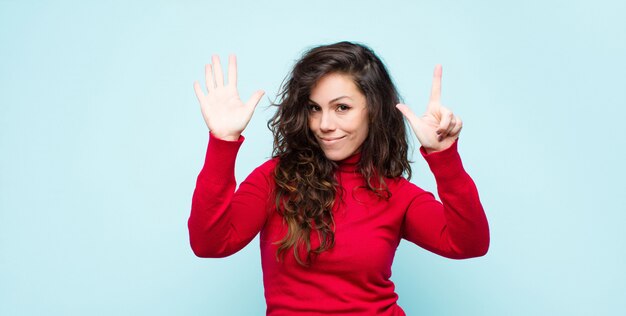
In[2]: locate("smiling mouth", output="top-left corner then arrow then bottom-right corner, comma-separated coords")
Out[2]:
319,136 -> 345,144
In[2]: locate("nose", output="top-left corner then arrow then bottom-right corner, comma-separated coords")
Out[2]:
319,110 -> 336,132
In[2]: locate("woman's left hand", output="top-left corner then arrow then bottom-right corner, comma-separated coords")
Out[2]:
396,65 -> 462,154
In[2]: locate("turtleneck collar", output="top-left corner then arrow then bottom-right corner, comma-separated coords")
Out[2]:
336,152 -> 361,173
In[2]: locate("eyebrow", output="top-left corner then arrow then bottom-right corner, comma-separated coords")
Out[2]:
309,96 -> 353,105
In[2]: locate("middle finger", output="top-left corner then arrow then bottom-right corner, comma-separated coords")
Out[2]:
212,55 -> 225,87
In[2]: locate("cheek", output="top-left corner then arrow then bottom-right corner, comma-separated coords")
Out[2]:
308,116 -> 316,131
308,110 -> 323,125
359,124 -> 369,142
349,121 -> 369,148
355,117 -> 369,140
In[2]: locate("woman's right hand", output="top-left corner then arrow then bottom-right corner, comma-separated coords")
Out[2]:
193,55 -> 265,141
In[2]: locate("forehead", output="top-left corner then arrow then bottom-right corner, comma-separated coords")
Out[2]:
309,73 -> 364,103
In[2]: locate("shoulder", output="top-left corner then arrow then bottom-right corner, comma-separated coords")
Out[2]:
238,158 -> 280,195
391,177 -> 423,192
244,157 -> 279,184
387,176 -> 430,200
254,157 -> 279,174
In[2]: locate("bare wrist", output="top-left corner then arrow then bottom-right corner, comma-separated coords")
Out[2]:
210,131 -> 241,142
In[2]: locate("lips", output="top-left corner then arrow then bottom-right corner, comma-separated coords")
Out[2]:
319,136 -> 345,145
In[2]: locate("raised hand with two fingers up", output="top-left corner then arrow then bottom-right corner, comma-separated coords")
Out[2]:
396,65 -> 462,154
193,54 -> 265,141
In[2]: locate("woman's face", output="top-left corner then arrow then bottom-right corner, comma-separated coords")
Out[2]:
308,73 -> 369,161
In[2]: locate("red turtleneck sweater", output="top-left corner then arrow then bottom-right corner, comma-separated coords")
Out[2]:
188,133 -> 489,315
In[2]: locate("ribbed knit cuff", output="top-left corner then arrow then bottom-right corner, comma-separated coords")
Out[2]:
419,138 -> 465,180
202,132 -> 245,178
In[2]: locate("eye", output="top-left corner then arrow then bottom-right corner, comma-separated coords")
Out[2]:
309,104 -> 321,112
337,104 -> 351,112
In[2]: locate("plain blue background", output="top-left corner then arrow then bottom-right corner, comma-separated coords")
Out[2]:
1,0 -> 625,315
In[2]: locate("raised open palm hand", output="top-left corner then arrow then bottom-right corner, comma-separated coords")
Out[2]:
193,55 -> 265,141
396,65 -> 462,154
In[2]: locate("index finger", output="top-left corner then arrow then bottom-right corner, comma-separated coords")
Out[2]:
429,64 -> 443,104
227,54 -> 237,87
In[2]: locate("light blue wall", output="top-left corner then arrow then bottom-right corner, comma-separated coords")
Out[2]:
1,1 -> 624,315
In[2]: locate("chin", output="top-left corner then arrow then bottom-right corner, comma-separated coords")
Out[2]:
321,149 -> 353,162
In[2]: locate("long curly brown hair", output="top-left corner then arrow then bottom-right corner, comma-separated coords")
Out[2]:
268,41 -> 411,266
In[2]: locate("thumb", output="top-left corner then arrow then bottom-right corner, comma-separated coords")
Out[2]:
245,90 -> 265,110
395,103 -> 419,126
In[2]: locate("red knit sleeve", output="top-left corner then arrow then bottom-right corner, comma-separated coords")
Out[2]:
401,139 -> 490,259
187,133 -> 274,258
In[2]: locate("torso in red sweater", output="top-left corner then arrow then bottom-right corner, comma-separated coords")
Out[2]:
188,133 -> 489,315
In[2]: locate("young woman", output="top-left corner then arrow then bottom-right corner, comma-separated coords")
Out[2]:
188,41 -> 490,315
